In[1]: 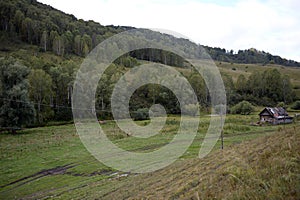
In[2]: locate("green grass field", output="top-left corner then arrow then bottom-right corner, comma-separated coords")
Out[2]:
0,114 -> 299,199
216,62 -> 300,85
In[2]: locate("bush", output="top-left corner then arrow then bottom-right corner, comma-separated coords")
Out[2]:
54,107 -> 72,121
182,104 -> 200,116
213,104 -> 227,115
231,101 -> 254,115
291,101 -> 300,110
276,102 -> 285,108
131,108 -> 149,121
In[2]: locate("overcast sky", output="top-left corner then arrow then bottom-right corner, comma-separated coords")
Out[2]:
38,0 -> 300,61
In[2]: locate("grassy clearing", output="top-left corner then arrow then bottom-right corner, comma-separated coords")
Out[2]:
0,114 -> 299,199
176,61 -> 300,98
216,62 -> 300,87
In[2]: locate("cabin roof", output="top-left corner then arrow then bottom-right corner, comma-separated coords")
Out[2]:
259,107 -> 289,118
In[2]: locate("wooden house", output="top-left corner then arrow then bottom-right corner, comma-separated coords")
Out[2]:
259,107 -> 293,125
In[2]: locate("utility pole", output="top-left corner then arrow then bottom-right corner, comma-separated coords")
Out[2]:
220,108 -> 224,149
283,79 -> 286,131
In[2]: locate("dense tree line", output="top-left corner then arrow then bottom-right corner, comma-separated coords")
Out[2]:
94,62 -> 296,120
129,49 -> 186,68
234,69 -> 295,106
204,47 -> 300,67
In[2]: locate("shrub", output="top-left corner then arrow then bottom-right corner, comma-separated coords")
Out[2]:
54,107 -> 72,121
131,108 -> 149,121
231,101 -> 254,115
276,102 -> 285,108
291,101 -> 300,110
213,104 -> 227,115
182,104 -> 200,116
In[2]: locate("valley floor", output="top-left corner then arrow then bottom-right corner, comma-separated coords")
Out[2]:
0,115 -> 299,199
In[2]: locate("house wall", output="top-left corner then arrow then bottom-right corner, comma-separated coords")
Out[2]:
278,118 -> 293,124
261,116 -> 293,124
260,115 -> 273,122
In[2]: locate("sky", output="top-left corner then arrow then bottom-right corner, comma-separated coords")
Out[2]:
38,0 -> 300,61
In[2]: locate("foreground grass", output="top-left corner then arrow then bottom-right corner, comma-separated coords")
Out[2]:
104,125 -> 299,200
0,115 -> 299,199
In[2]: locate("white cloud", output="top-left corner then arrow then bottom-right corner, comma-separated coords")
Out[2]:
39,0 -> 300,61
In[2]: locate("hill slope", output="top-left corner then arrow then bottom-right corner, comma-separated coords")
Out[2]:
0,0 -> 131,56
100,126 -> 300,199
1,0 -> 300,67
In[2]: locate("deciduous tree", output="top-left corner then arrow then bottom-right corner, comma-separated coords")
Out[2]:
0,57 -> 34,133
28,69 -> 53,124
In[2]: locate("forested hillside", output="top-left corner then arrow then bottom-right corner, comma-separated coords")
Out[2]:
0,0 -> 131,56
205,46 -> 300,67
1,0 -> 300,66
0,0 -> 299,131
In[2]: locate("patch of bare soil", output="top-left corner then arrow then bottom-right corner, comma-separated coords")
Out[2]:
0,164 -> 76,189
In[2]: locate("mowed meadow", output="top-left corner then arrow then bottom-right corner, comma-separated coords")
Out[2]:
0,113 -> 299,199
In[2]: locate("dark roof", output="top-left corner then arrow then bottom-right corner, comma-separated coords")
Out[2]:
259,107 -> 289,118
